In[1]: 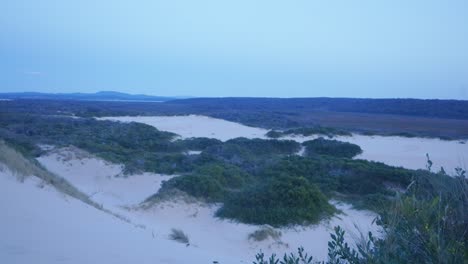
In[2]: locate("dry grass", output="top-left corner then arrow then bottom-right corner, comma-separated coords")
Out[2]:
248,225 -> 282,242
169,228 -> 190,244
0,140 -> 98,208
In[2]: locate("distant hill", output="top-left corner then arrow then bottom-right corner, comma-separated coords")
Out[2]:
0,91 -> 183,102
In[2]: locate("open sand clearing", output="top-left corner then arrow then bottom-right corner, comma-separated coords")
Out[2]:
336,135 -> 467,175
100,115 -> 468,174
31,147 -> 380,263
283,134 -> 468,175
98,115 -> 269,141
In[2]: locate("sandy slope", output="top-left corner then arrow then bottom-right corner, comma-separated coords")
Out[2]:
36,147 -> 173,209
33,147 -> 380,262
100,115 -> 468,174
0,165 -> 219,264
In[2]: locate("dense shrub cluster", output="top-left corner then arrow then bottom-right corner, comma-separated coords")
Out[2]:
217,176 -> 335,226
254,171 -> 468,263
266,127 -> 351,139
174,137 -> 222,151
203,138 -> 300,159
303,138 -> 362,158
161,163 -> 250,202
1,112 -> 457,229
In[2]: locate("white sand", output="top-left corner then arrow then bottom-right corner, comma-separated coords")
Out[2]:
36,147 -> 173,209
0,165 -> 221,264
98,115 -> 269,141
336,135 -> 467,175
32,147 -> 380,263
100,115 -> 468,174
185,150 -> 202,155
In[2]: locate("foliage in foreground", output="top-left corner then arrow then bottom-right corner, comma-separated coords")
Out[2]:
253,170 -> 468,264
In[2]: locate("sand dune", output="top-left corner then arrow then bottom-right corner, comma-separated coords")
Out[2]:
98,115 -> 269,141
32,146 -> 380,262
100,115 -> 468,174
0,165 -> 218,264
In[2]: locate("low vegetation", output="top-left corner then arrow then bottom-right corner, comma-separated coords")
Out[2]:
0,140 -> 98,209
303,138 -> 362,159
266,127 -> 352,139
248,225 -> 282,242
2,97 -> 467,264
253,167 -> 468,263
0,112 -> 427,226
1,106 -> 466,264
217,176 -> 335,226
169,228 -> 190,244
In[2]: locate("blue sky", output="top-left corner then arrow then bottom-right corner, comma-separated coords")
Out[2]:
1,0 -> 467,99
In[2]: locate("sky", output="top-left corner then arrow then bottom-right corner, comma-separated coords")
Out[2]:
1,0 -> 468,99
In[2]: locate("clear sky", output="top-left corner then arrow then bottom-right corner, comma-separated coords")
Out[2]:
1,0 -> 467,99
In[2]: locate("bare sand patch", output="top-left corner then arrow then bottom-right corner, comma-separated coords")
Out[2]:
99,115 -> 467,174
98,115 -> 269,141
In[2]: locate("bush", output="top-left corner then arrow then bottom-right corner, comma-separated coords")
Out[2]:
303,138 -> 362,159
169,228 -> 190,244
283,127 -> 352,137
223,138 -> 301,156
253,171 -> 468,264
162,174 -> 225,201
248,225 -> 282,242
175,137 -> 222,151
194,163 -> 250,189
265,130 -> 283,138
217,176 -> 335,226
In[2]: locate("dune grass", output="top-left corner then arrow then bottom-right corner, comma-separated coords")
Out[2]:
169,228 -> 190,244
248,225 -> 282,242
0,140 -> 98,208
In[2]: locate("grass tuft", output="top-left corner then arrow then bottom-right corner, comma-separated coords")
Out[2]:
169,228 -> 190,244
248,225 -> 282,242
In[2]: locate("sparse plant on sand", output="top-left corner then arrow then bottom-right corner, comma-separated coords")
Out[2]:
169,228 -> 190,245
249,225 -> 282,242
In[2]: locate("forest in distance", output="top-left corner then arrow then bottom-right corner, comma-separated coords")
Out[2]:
2,97 -> 468,139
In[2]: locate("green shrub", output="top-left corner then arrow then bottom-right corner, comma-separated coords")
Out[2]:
217,176 -> 335,226
194,163 -> 250,189
175,137 -> 222,151
283,126 -> 352,137
162,174 -> 225,201
253,171 -> 468,264
265,130 -> 283,138
223,138 -> 301,156
303,138 -> 362,158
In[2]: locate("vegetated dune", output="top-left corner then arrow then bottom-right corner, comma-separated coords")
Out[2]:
33,146 -> 380,262
100,115 -> 468,174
